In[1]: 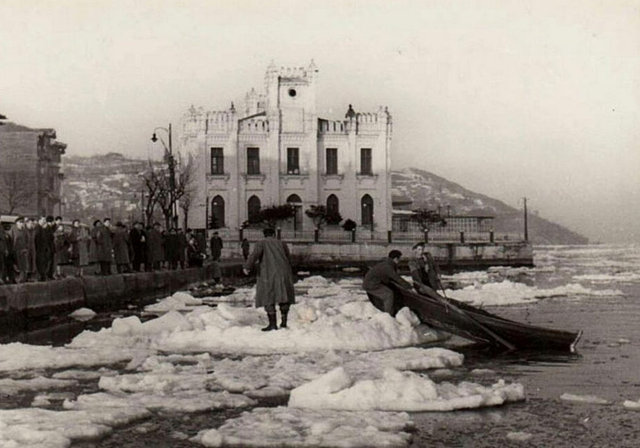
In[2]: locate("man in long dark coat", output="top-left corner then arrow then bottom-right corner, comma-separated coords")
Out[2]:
147,223 -> 164,271
92,220 -> 113,275
10,217 -> 29,283
112,222 -> 131,273
362,250 -> 412,316
35,217 -> 53,281
26,218 -> 37,281
243,228 -> 295,331
210,231 -> 223,262
0,223 -> 8,284
177,228 -> 187,269
164,228 -> 180,270
129,222 -> 147,272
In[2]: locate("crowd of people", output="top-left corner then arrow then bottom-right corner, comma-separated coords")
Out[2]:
0,216 -> 212,285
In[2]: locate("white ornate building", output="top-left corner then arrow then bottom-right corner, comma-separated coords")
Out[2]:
180,61 -> 393,234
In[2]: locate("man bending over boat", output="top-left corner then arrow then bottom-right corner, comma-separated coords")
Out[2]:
408,242 -> 442,298
363,250 -> 413,315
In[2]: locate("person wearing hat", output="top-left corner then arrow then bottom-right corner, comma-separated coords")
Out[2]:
92,219 -> 113,275
362,250 -> 412,316
25,218 -> 37,281
10,217 -> 29,283
68,219 -> 89,277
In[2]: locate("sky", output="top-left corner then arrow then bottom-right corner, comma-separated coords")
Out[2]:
0,0 -> 638,243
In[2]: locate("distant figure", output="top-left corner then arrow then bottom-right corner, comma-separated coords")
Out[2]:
186,236 -> 205,267
35,216 -> 54,281
210,231 -> 223,262
53,216 -> 68,279
68,219 -> 89,277
177,228 -> 187,269
362,250 -> 412,315
92,219 -> 113,275
0,223 -> 9,284
147,223 -> 164,271
129,222 -> 147,272
408,242 -> 440,297
165,228 -> 180,270
243,228 -> 295,332
10,217 -> 29,283
25,218 -> 37,281
241,238 -> 250,261
112,222 -> 131,273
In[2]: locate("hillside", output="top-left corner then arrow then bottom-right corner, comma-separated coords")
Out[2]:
61,155 -> 588,244
392,168 -> 588,245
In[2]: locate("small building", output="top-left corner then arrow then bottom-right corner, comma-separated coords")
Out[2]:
180,61 -> 393,233
0,122 -> 66,216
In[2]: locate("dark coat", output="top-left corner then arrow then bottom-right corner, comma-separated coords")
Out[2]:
187,240 -> 204,267
10,227 -> 30,273
164,233 -> 180,262
243,236 -> 295,308
129,228 -> 147,264
35,224 -> 54,273
93,226 -> 113,263
408,253 -> 440,291
177,232 -> 187,262
363,258 -> 412,292
210,236 -> 223,260
112,227 -> 130,265
26,227 -> 37,273
68,227 -> 89,267
53,226 -> 69,264
241,239 -> 250,257
147,228 -> 164,264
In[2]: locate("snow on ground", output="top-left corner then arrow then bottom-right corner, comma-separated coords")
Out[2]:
192,407 -> 414,448
289,367 -> 524,412
445,280 -> 623,307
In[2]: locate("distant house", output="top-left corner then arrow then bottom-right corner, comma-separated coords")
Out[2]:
0,122 -> 66,216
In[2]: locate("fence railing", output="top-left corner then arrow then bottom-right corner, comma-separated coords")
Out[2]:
213,228 -> 524,244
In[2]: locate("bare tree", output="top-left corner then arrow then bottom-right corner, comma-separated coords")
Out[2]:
0,171 -> 35,214
141,154 -> 197,229
177,153 -> 197,230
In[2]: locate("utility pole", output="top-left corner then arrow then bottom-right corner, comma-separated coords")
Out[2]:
523,197 -> 529,242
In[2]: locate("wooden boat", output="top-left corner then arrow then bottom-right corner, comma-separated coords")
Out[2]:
388,285 -> 582,353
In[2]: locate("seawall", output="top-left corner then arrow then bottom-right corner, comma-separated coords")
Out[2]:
0,263 -> 243,320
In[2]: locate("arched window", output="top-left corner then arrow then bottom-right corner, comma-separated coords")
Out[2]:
211,196 -> 225,228
248,196 -> 261,223
326,194 -> 339,217
361,194 -> 374,228
287,194 -> 303,231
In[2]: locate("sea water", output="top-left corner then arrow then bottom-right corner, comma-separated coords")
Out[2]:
0,244 -> 639,447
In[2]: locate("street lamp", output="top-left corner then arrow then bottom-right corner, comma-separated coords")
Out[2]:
150,123 -> 178,228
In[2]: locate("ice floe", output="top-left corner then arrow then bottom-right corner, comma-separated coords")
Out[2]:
69,307 -> 97,321
289,367 -> 524,412
559,393 -> 610,405
192,407 -> 414,448
144,291 -> 204,313
445,280 -> 623,306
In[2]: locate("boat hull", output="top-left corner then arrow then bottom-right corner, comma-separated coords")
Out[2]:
390,286 -> 582,352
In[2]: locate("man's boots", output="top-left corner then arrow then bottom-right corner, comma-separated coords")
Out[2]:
280,310 -> 288,329
262,312 -> 278,332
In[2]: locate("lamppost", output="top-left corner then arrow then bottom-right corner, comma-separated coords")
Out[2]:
150,124 -> 178,228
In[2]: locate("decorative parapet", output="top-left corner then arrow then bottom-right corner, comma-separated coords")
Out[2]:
239,117 -> 269,133
206,110 -> 236,134
318,119 -> 346,134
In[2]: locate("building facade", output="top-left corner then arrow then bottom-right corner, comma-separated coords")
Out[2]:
0,122 -> 66,216
180,61 -> 393,233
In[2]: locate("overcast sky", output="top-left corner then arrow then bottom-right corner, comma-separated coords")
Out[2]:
1,0 -> 638,243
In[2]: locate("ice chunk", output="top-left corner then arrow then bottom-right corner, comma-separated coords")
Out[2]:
289,367 -> 524,411
69,307 -> 97,321
507,431 -> 533,441
192,407 -> 414,448
559,393 -> 610,405
145,291 -> 203,313
0,377 -> 77,396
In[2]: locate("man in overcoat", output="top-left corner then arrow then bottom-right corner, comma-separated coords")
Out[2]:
112,222 -> 131,273
362,250 -> 412,316
209,231 -> 223,262
0,223 -> 8,284
35,216 -> 54,281
10,217 -> 29,283
408,242 -> 441,297
129,222 -> 147,272
243,228 -> 295,331
25,218 -> 37,281
147,223 -> 164,271
92,220 -> 113,275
